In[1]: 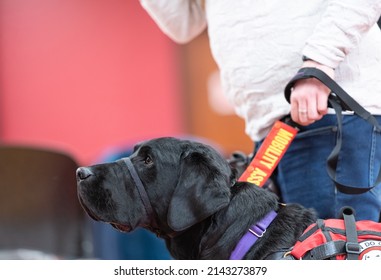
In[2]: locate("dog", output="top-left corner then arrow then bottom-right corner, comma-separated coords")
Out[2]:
76,137 -> 316,259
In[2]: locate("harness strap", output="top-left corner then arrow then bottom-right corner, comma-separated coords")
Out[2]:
229,210 -> 277,260
264,249 -> 295,260
301,208 -> 360,260
302,240 -> 346,260
298,224 -> 319,242
342,207 -> 360,260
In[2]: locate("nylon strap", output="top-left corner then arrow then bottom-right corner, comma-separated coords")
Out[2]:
122,158 -> 159,230
120,158 -> 185,239
229,210 -> 277,259
342,207 -> 360,260
302,240 -> 346,260
238,120 -> 298,186
285,67 -> 381,130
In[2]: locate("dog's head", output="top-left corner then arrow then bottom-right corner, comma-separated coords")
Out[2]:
76,137 -> 233,236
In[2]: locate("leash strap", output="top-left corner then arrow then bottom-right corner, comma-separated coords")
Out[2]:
238,120 -> 298,186
284,67 -> 381,194
285,68 -> 381,130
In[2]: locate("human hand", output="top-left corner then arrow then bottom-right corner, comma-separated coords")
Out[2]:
290,60 -> 335,126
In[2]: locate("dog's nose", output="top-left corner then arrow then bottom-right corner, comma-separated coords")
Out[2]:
76,167 -> 93,181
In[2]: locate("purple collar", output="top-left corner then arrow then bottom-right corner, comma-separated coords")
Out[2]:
229,210 -> 277,260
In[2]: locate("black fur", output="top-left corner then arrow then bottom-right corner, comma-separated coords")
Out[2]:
77,137 -> 316,259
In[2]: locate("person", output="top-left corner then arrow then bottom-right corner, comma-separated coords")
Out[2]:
139,0 -> 381,222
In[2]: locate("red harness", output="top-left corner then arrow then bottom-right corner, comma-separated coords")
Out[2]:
289,207 -> 381,260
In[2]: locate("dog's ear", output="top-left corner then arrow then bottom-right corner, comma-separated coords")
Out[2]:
167,151 -> 231,231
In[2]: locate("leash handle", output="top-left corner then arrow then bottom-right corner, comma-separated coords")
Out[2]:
284,67 -> 381,194
285,67 -> 381,130
238,120 -> 298,186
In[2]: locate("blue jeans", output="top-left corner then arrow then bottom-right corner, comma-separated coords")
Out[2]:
259,114 -> 381,221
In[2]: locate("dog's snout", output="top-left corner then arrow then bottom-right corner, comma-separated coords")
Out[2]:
76,167 -> 93,180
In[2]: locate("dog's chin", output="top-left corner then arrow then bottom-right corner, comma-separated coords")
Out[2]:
77,195 -> 103,222
110,223 -> 132,233
77,194 -> 134,233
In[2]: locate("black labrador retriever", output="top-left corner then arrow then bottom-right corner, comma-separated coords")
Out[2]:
76,137 -> 316,259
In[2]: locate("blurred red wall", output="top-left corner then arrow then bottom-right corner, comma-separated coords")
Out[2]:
0,0 -> 184,165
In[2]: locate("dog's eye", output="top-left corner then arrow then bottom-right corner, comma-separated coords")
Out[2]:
144,156 -> 153,165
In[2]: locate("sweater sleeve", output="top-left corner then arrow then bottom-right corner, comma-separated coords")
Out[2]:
303,0 -> 381,68
140,0 -> 207,44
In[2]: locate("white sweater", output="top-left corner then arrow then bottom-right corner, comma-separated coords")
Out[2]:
140,0 -> 381,141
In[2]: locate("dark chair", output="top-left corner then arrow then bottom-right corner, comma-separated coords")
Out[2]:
0,145 -> 87,259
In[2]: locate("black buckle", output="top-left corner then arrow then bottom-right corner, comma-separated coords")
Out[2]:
345,242 -> 360,254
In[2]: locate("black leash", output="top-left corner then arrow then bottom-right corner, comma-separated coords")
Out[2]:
284,67 -> 381,194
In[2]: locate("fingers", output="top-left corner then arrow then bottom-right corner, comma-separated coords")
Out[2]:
290,78 -> 329,126
290,97 -> 310,125
317,91 -> 329,116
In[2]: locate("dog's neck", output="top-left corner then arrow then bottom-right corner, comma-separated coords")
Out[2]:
164,183 -> 281,259
199,183 -> 280,259
163,218 -> 212,259
164,182 -> 316,260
